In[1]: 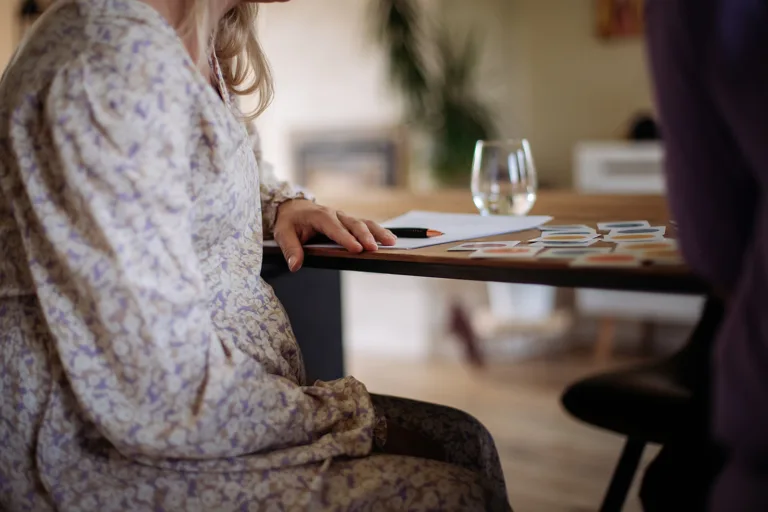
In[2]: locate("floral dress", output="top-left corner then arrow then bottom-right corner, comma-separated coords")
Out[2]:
0,0 -> 509,510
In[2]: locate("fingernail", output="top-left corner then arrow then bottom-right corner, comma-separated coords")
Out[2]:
288,256 -> 297,271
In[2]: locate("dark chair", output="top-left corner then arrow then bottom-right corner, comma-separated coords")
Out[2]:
561,296 -> 723,512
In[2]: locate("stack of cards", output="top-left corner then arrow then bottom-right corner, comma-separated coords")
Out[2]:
530,228 -> 600,248
603,226 -> 667,244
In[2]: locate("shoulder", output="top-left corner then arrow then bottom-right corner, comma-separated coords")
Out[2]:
3,0 -> 204,124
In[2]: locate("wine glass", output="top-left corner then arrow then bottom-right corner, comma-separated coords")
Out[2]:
471,139 -> 538,216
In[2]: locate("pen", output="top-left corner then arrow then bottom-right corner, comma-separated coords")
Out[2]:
305,227 -> 444,245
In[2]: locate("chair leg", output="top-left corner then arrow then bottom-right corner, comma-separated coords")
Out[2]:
448,302 -> 485,368
599,438 -> 646,512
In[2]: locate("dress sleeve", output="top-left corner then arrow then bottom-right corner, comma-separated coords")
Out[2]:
245,121 -> 313,238
645,0 -> 759,294
9,53 -> 374,463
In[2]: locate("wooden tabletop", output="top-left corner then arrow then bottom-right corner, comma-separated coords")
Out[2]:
263,191 -> 708,295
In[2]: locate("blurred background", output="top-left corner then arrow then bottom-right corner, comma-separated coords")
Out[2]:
4,1 -> 704,510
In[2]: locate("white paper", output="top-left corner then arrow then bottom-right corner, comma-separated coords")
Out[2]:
377,211 -> 552,250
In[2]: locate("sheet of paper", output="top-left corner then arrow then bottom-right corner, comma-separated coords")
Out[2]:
378,211 -> 552,249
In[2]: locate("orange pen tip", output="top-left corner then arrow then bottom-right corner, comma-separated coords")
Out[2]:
427,230 -> 444,238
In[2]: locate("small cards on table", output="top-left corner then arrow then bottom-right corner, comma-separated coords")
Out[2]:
448,241 -> 520,252
537,247 -> 613,259
603,227 -> 667,243
540,224 -> 593,232
615,239 -> 678,252
597,220 -> 650,231
570,253 -> 642,267
470,246 -> 543,259
453,219 -> 682,266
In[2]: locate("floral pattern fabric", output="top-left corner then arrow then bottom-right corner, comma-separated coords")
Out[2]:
0,1 -> 510,510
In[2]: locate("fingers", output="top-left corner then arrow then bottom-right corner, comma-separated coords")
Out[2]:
364,220 -> 397,247
313,211 -> 364,253
273,224 -> 305,272
338,213 -> 379,252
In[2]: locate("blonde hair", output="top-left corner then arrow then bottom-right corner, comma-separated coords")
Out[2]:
187,1 -> 274,121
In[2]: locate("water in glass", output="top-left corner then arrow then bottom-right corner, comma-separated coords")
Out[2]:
471,139 -> 538,216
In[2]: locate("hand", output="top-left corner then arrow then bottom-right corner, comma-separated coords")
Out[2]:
273,200 -> 397,272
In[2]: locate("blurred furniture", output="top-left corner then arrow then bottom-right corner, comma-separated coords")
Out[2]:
291,126 -> 408,192
561,297 -> 723,511
574,142 -> 705,359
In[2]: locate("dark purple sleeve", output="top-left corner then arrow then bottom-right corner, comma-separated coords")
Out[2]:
644,0 -> 765,294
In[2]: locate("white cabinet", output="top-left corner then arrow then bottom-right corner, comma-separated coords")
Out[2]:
573,141 -> 704,346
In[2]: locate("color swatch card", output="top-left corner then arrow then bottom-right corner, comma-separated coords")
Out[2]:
531,239 -> 599,248
608,226 -> 666,237
470,247 -> 543,259
597,220 -> 651,232
541,224 -> 593,232
540,229 -> 597,237
537,247 -> 613,259
570,253 -> 642,267
540,232 -> 599,243
615,239 -> 678,252
448,241 -> 520,252
603,232 -> 665,243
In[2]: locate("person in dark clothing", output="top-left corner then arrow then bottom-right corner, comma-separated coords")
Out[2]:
644,0 -> 768,510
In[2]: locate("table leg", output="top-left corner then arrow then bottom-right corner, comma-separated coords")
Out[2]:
595,317 -> 617,362
262,265 -> 345,382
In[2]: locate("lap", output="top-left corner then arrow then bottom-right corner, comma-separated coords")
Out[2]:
371,394 -> 508,498
318,454 -> 500,511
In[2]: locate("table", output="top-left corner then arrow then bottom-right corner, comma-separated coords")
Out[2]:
263,191 -> 709,379
264,192 -> 708,296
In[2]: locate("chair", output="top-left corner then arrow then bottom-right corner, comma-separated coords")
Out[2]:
561,296 -> 723,511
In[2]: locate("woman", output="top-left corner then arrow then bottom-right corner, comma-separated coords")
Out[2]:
0,0 -> 510,510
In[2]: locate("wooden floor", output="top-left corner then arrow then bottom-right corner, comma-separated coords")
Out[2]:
348,353 -> 660,512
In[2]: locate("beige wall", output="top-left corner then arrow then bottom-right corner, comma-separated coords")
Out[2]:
256,0 -> 652,188
0,0 -> 18,70
519,0 -> 653,187
250,0 -> 402,182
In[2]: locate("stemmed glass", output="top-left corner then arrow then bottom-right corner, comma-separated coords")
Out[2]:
471,139 -> 538,216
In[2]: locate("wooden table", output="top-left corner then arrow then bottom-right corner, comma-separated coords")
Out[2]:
264,192 -> 708,296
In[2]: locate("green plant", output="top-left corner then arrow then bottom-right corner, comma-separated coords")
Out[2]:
373,0 -> 496,185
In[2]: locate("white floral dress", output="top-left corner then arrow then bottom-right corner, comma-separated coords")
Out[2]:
0,1 -> 509,510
